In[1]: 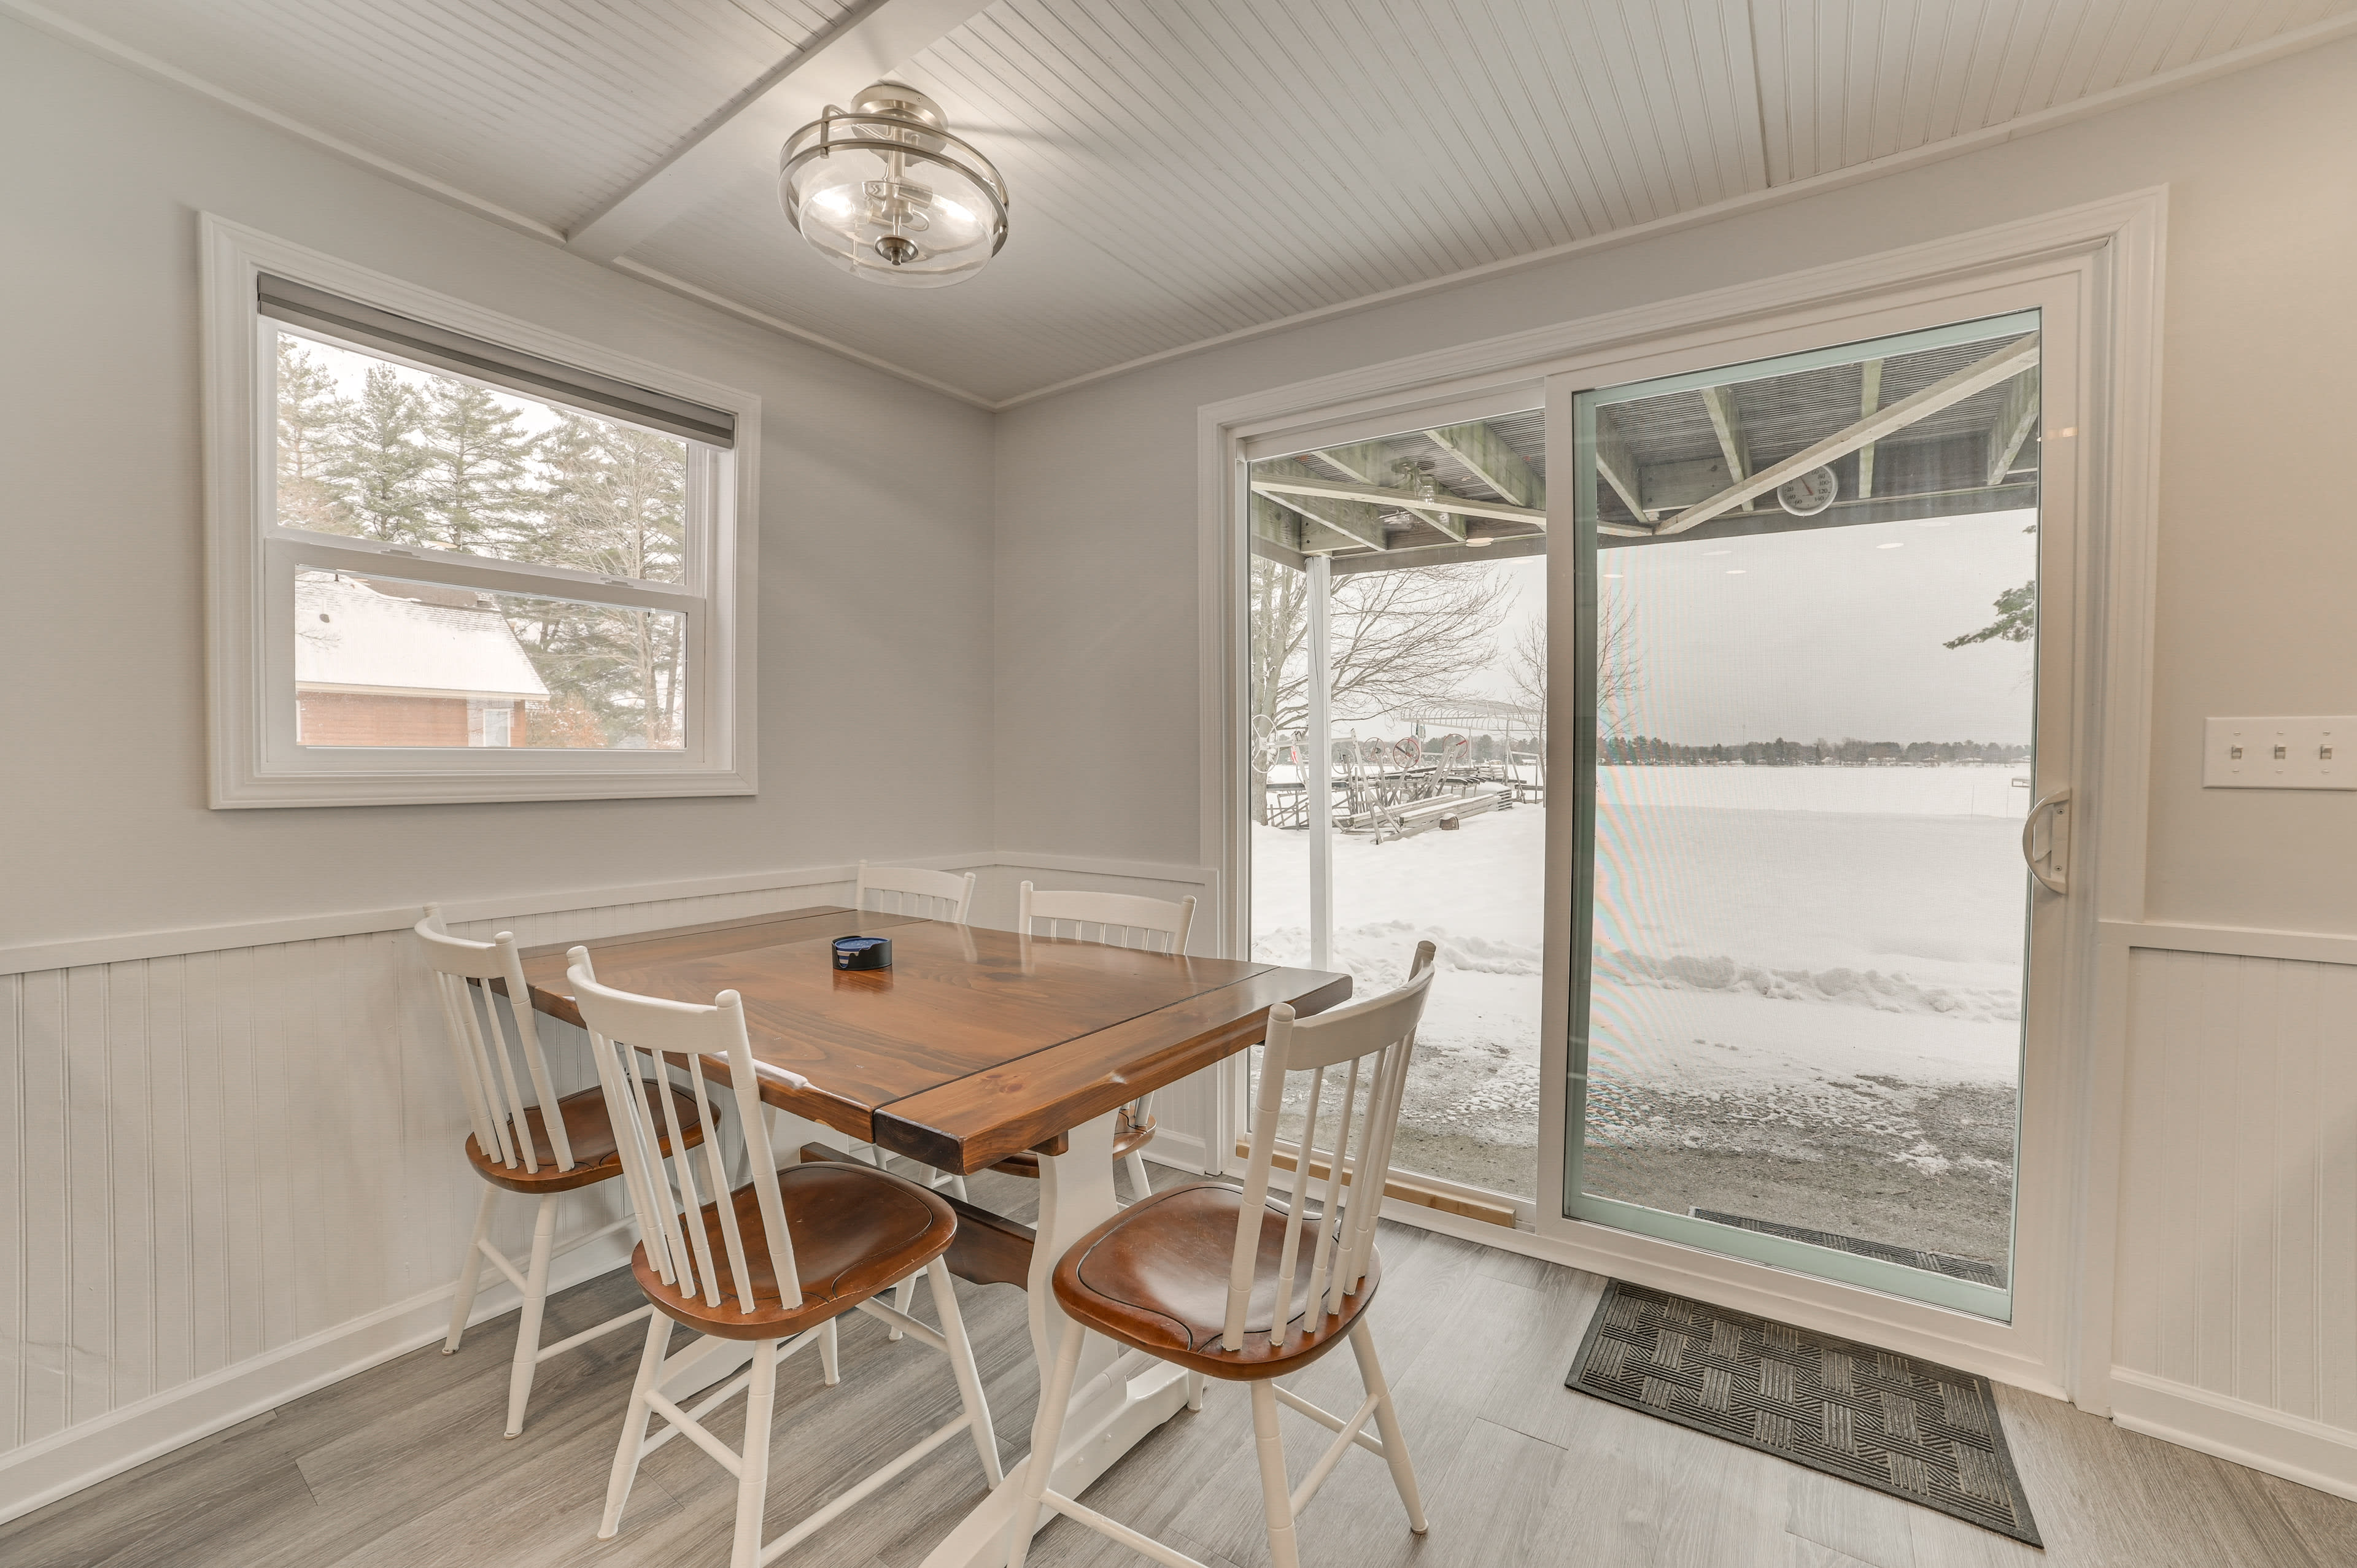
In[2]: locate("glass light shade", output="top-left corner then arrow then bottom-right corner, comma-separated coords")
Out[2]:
780,86 -> 1008,289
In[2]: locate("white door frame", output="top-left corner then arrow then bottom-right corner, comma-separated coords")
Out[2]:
1196,190 -> 2164,1408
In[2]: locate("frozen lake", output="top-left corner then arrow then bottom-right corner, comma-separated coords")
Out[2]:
1250,764 -> 2027,1273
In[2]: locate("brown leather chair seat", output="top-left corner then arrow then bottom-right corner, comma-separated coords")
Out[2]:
635,1162 -> 958,1341
464,1079 -> 705,1194
1050,1181 -> 1380,1380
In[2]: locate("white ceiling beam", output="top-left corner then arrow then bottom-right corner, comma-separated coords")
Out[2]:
563,0 -> 996,263
1657,334 -> 2041,537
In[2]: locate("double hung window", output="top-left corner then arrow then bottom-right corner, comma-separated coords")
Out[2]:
203,217 -> 757,806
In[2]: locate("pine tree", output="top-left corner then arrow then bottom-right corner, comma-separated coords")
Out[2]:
421,380 -> 538,555
274,338 -> 350,532
331,365 -> 431,544
537,415 -> 688,746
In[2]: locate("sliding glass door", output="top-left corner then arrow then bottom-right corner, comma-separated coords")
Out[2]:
1563,312 -> 2055,1318
1246,402 -> 1547,1203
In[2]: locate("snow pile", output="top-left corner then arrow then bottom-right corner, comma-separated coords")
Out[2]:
1593,948 -> 2019,1022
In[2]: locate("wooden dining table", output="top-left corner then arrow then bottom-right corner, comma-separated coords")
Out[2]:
513,902 -> 1350,1568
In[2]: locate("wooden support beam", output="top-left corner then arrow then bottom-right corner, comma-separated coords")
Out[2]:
1699,385 -> 1749,482
1601,481 -> 2039,549
1313,441 -> 1460,541
1986,370 -> 2041,486
1250,492 -> 1301,552
1658,334 -> 2040,536
1314,442 -> 1394,485
1253,460 -> 1388,552
1593,407 -> 1647,524
565,0 -> 996,263
1857,359 -> 1884,499
1252,472 -> 1544,530
1430,421 -> 1546,509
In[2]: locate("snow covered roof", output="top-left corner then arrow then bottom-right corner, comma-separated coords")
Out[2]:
295,574 -> 549,701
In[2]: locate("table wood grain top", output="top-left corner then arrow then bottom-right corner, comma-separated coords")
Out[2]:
513,905 -> 1351,1173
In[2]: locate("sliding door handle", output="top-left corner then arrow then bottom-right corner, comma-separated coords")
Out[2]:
2021,786 -> 2071,895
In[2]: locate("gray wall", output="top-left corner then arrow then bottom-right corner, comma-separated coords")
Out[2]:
0,18 -> 996,950
990,36 -> 2357,938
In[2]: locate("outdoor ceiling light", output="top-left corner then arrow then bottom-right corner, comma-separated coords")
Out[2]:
780,83 -> 1009,288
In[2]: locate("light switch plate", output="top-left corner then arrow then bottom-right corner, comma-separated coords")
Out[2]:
2204,717 -> 2357,789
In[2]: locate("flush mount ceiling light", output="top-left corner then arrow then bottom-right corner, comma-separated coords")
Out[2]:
780,83 -> 1009,288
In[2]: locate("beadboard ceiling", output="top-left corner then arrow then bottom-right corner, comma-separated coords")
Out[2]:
18,0 -> 2357,405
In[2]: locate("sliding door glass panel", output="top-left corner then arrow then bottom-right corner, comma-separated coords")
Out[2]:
1247,407 -> 1545,1199
1567,312 -> 2041,1317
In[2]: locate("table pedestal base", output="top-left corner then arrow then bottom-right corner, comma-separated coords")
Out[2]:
920,1112 -> 1197,1568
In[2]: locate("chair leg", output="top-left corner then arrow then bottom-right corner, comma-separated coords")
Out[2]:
949,1173 -> 970,1202
730,1338 -> 780,1568
819,1316 -> 840,1386
503,1193 -> 559,1437
443,1185 -> 497,1353
1350,1319 -> 1427,1533
889,1272 -> 914,1342
929,1259 -> 1002,1487
1123,1148 -> 1152,1203
600,1312 -> 672,1539
1186,1370 -> 1206,1412
1005,1319 -> 1086,1568
1250,1380 -> 1302,1568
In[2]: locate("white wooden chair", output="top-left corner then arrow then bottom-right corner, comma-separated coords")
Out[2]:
567,946 -> 1002,1568
1006,942 -> 1438,1568
414,906 -> 667,1437
1008,881 -> 1199,1200
845,861 -> 973,1296
851,859 -> 975,922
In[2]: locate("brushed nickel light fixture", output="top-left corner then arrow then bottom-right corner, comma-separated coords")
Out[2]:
779,83 -> 1009,288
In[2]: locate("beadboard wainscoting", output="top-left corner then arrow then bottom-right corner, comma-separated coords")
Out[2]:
0,852 -> 1219,1524
2108,931 -> 2357,1500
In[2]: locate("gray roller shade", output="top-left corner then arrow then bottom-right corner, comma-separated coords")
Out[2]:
258,274 -> 735,448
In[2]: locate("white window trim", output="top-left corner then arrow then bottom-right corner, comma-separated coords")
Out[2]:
200,214 -> 759,807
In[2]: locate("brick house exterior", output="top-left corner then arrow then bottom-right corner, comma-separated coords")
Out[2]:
294,574 -> 548,747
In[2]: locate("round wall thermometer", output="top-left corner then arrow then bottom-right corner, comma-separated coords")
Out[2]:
1777,465 -> 1839,516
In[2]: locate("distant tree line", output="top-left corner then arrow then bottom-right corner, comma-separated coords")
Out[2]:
1600,736 -> 2029,766
276,336 -> 686,749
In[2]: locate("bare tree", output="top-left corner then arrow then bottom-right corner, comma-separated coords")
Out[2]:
1503,589 -> 1641,749
1250,557 -> 1512,821
1253,560 -> 1513,733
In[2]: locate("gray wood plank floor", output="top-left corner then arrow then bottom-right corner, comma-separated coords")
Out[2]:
7,1168 -> 2351,1568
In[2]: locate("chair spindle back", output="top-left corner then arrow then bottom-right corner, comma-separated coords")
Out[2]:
565,948 -> 807,1317
853,861 -> 977,923
1017,883 -> 1196,955
414,905 -> 573,1173
1223,941 -> 1436,1353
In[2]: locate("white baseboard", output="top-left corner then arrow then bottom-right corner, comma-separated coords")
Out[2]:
0,1234 -> 633,1527
2108,1368 -> 2357,1502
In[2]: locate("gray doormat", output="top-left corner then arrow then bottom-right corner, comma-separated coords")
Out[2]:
1566,1280 -> 2042,1547
1689,1209 -> 2007,1288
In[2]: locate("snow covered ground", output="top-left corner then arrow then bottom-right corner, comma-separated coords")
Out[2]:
1250,764 -> 2028,1275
